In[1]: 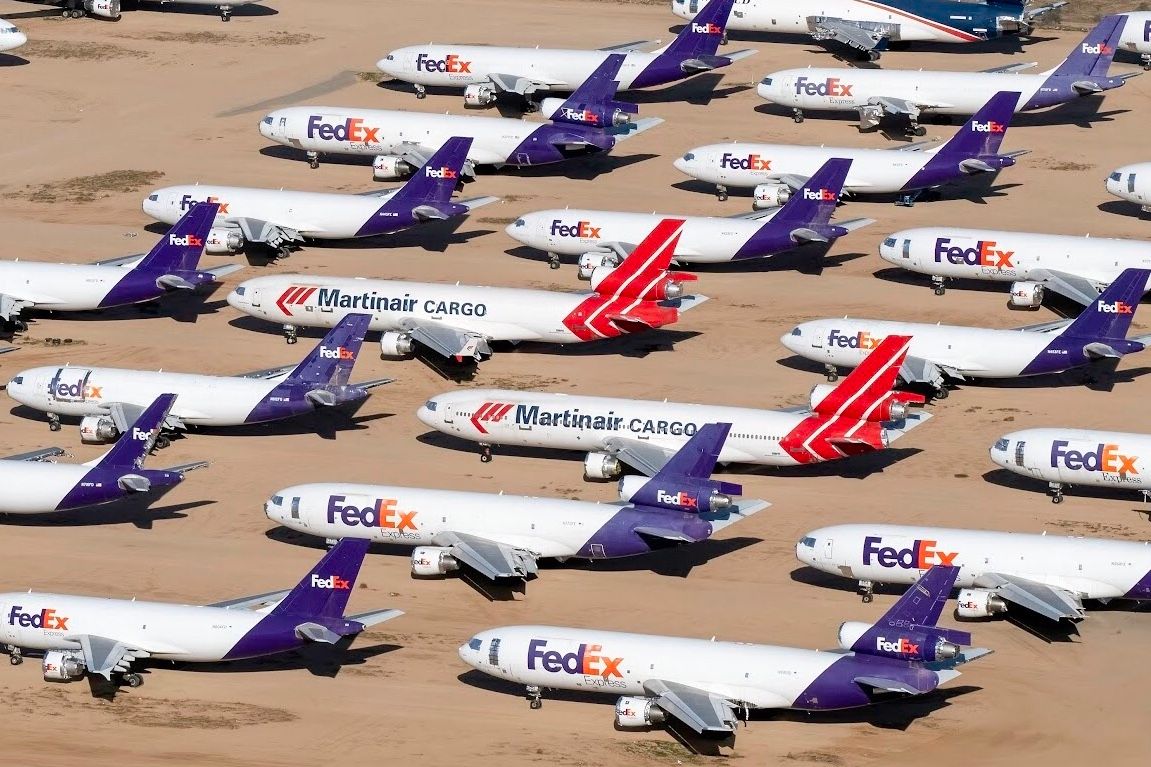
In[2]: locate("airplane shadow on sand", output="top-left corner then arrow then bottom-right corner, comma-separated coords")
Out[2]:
504,244 -> 871,275
983,467 -> 1151,517
0,53 -> 29,67
1,290 -> 232,337
0,488 -> 214,530
1097,200 -> 1149,221
870,267 -> 1084,318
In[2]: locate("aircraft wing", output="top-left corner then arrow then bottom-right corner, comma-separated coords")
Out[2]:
726,209 -> 777,221
458,195 -> 501,211
431,531 -> 539,580
233,218 -> 304,249
641,679 -> 738,735
1029,270 -> 1103,307
399,318 -> 492,361
973,572 -> 1086,622
598,39 -> 657,53
980,62 -> 1037,74
0,294 -> 35,322
871,96 -> 923,117
776,173 -> 811,191
1013,318 -> 1073,333
899,356 -> 962,386
208,589 -> 292,610
889,139 -> 938,152
602,436 -> 676,477
2,447 -> 66,462
108,401 -> 185,433
854,675 -> 933,695
488,73 -> 559,97
72,635 -> 151,681
809,17 -> 886,52
232,365 -> 298,380
345,608 -> 405,629
0,347 -> 15,356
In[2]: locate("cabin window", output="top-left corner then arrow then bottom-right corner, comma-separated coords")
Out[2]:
1014,441 -> 1026,467
761,77 -> 772,86
488,637 -> 501,666
262,116 -> 273,125
513,219 -> 525,228
10,376 -> 21,385
147,194 -> 159,202
883,237 -> 897,248
1110,172 -> 1122,182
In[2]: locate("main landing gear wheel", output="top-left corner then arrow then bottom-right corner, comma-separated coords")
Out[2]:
932,277 -> 947,296
48,414 -> 62,432
824,364 -> 839,383
123,673 -> 143,688
480,445 -> 493,463
220,7 -> 232,21
793,108 -> 804,124
527,685 -> 542,709
1049,483 -> 1065,504
276,245 -> 293,260
858,580 -> 874,604
548,253 -> 561,270
415,84 -> 427,100
909,126 -> 927,137
154,434 -> 172,450
306,152 -> 320,170
716,185 -> 728,202
8,646 -> 22,666
933,386 -> 949,400
283,324 -> 299,345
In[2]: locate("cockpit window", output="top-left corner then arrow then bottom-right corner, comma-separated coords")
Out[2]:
993,438 -> 1009,451
1,26 -> 16,33
147,193 -> 159,202
270,495 -> 283,505
467,638 -> 482,651
883,237 -> 897,247
682,152 -> 695,161
386,55 -> 394,60
1110,172 -> 1122,181
790,327 -> 802,336
263,116 -> 273,125
513,219 -> 525,227
761,77 -> 772,86
234,286 -> 246,296
799,536 -> 816,548
11,376 -> 22,385
424,399 -> 438,411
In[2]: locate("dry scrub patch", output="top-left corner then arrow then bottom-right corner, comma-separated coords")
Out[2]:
17,170 -> 165,204
481,375 -> 569,389
784,751 -> 846,766
622,739 -> 707,764
20,40 -> 141,61
106,697 -> 297,729
358,71 -> 386,83
120,30 -> 319,46
1048,520 -> 1142,538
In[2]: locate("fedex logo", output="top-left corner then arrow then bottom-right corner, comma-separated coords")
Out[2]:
691,22 -> 722,34
720,153 -> 771,171
550,220 -> 601,239
827,329 -> 880,349
933,237 -> 1014,268
326,495 -> 419,532
527,639 -> 624,680
310,574 -> 350,590
425,166 -> 457,179
1050,440 -> 1138,475
970,120 -> 1006,133
53,382 -> 102,399
1081,42 -> 1113,55
1096,299 -> 1134,314
794,76 -> 853,98
560,107 -> 600,125
318,346 -> 356,360
802,188 -> 837,202
656,489 -> 697,508
179,194 -> 229,214
415,53 -> 472,73
876,636 -> 919,655
863,536 -> 958,569
130,427 -> 152,442
7,606 -> 68,630
168,234 -> 203,247
306,116 -> 381,144
1144,20 -> 1150,43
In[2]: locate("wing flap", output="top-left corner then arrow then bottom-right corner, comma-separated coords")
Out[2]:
72,635 -> 150,680
401,319 -> 492,361
642,679 -> 737,734
1030,270 -> 1102,307
973,572 -> 1086,622
433,531 -> 539,581
602,436 -> 676,477
3,447 -> 66,462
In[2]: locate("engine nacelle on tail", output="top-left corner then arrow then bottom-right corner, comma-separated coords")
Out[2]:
1008,281 -> 1044,310
577,252 -> 620,281
86,0 -> 121,19
411,547 -> 459,577
373,156 -> 414,181
79,415 -> 119,443
589,266 -> 694,301
380,331 -> 414,358
840,621 -> 966,662
42,651 -> 86,682
752,183 -> 792,210
206,227 -> 244,255
618,474 -> 734,513
956,588 -> 1009,618
584,451 -> 622,480
463,83 -> 497,108
809,384 -> 909,422
539,98 -> 633,129
614,696 -> 666,728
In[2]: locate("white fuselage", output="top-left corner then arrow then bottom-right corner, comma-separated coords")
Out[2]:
143,185 -> 402,240
1106,162 -> 1151,210
267,483 -> 627,559
0,260 -> 145,312
5,365 -> 280,425
0,19 -> 26,52
1120,12 -> 1151,55
0,462 -> 98,514
880,227 -> 1151,289
781,318 -> 1054,378
0,593 -> 262,662
459,624 -> 842,709
797,523 -> 1151,599
758,68 -> 1044,115
990,427 -> 1151,494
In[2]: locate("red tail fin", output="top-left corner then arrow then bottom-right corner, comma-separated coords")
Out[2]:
592,219 -> 684,300
812,335 -> 915,420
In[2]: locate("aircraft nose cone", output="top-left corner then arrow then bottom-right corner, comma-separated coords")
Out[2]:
673,157 -> 690,175
376,56 -> 396,75
258,117 -> 273,139
226,289 -> 248,310
415,402 -> 436,428
877,240 -> 897,264
11,31 -> 26,50
779,331 -> 800,354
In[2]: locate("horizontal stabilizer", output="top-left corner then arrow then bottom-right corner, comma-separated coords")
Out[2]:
981,62 -> 1037,74
346,608 -> 405,629
634,526 -> 696,544
723,49 -> 757,63
1071,80 -> 1104,95
162,460 -> 210,475
598,39 -> 656,52
837,217 -> 876,233
3,447 -> 65,462
459,195 -> 500,211
306,389 -> 338,407
208,589 -> 292,610
412,204 -> 451,222
928,647 -> 994,671
612,117 -> 664,142
790,227 -> 828,245
854,676 -> 932,695
355,378 -> 397,391
295,622 -> 342,645
205,264 -> 245,279
959,158 -> 998,174
1083,342 -> 1122,359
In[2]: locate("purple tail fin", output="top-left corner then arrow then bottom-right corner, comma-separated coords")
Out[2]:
550,53 -> 638,130
663,0 -> 734,60
94,393 -> 176,470
627,423 -> 742,513
857,565 -> 959,644
1049,15 -> 1124,78
135,202 -> 219,273
934,91 -> 1018,159
385,136 -> 472,208
285,313 -> 371,387
770,158 -> 850,225
269,538 -> 370,619
1062,268 -> 1150,341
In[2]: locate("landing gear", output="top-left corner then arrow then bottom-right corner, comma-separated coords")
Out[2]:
283,324 -> 298,345
793,108 -> 804,124
4,317 -> 28,333
907,123 -> 927,138
1049,482 -> 1065,504
154,434 -> 172,450
8,645 -> 22,665
307,151 -> 320,170
415,84 -> 427,100
720,32 -> 728,46
122,673 -> 143,688
547,253 -> 561,270
933,386 -> 949,401
824,364 -> 839,383
858,580 -> 874,604
220,5 -> 232,21
865,50 -> 881,62
716,184 -> 728,202
480,444 -> 493,463
63,2 -> 84,18
276,244 -> 293,260
48,413 -> 62,432
932,276 -> 947,296
526,685 -> 542,709
895,189 -> 922,207
1143,53 -> 1151,71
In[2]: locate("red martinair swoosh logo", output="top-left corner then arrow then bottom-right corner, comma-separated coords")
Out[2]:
276,286 -> 318,317
469,402 -> 513,434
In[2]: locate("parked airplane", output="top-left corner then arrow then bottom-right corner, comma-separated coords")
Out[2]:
0,538 -> 401,687
990,427 -> 1151,503
506,158 -> 873,270
797,523 -> 1151,622
260,55 -> 661,174
1118,11 -> 1151,68
53,0 -> 260,22
267,423 -> 767,586
376,0 -> 754,106
757,16 -> 1133,134
5,314 -> 390,439
0,394 -> 207,515
0,18 -> 26,52
226,219 -> 707,364
416,335 -> 928,474
0,203 -> 236,333
459,565 -> 988,738
674,90 -> 1024,206
671,0 -> 1065,58
879,226 -> 1151,305
780,268 -> 1151,397
1106,162 -> 1151,212
143,138 -> 496,259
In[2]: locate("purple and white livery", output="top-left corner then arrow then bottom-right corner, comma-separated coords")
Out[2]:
459,565 -> 989,739
0,538 -> 401,688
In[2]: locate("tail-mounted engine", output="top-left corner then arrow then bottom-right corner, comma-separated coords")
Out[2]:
539,97 -> 639,132
79,415 -> 119,443
583,452 -> 622,480
411,547 -> 459,577
42,651 -> 86,682
838,620 -> 971,663
809,384 -> 925,422
614,696 -> 666,728
380,331 -> 415,358
577,252 -> 620,281
589,266 -> 697,301
618,474 -> 740,513
85,0 -> 121,19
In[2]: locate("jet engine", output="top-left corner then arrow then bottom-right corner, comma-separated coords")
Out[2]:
577,252 -> 620,281
584,451 -> 622,480
206,228 -> 244,255
588,266 -> 692,301
539,98 -> 634,129
379,331 -> 415,358
1008,281 -> 1044,310
617,474 -> 733,513
85,0 -> 121,19
373,156 -> 414,181
79,415 -> 119,443
42,650 -> 86,682
838,620 -> 964,662
463,83 -> 497,108
956,588 -> 1008,618
809,384 -> 910,422
752,183 -> 791,210
411,547 -> 459,577
614,696 -> 666,728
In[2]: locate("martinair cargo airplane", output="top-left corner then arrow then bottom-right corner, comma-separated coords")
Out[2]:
1106,162 -> 1151,212
674,91 -> 1024,207
417,335 -> 928,475
506,158 -> 874,270
260,55 -> 661,175
879,226 -> 1151,305
459,565 -> 989,738
671,0 -> 1065,58
0,202 -> 237,333
267,424 -> 767,586
757,16 -> 1135,135
797,523 -> 1151,623
0,18 -> 26,52
990,427 -> 1151,504
226,220 -> 707,364
0,394 -> 207,515
5,314 -> 391,440
781,268 -> 1151,398
376,0 -> 755,106
51,0 -> 260,22
0,539 -> 401,688
143,138 -> 497,259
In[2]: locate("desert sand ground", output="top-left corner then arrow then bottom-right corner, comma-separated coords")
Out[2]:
0,1 -> 1149,765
